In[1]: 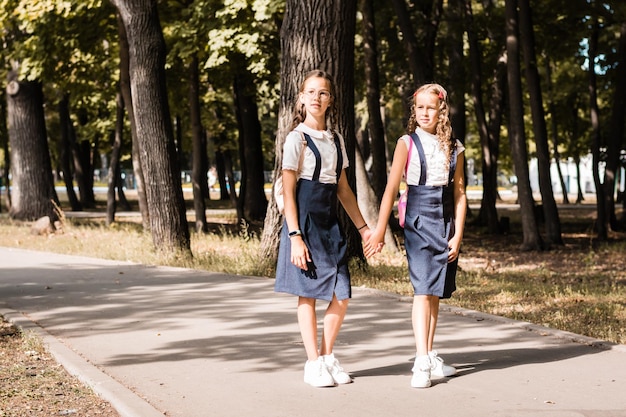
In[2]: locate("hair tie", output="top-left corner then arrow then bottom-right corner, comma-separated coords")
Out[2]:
438,91 -> 444,100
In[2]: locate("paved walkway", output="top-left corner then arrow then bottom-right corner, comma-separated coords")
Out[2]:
1,247 -> 625,417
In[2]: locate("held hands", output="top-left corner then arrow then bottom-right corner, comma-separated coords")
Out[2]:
363,227 -> 385,258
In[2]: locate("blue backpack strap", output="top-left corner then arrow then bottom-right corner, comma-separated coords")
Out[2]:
302,133 -> 322,181
333,133 -> 343,181
409,133 -> 427,185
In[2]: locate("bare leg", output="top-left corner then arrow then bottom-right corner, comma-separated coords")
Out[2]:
319,294 -> 349,356
427,296 -> 440,352
298,297 -> 318,360
412,295 -> 436,356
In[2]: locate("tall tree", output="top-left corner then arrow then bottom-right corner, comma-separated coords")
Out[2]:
518,0 -> 562,245
505,0 -> 543,250
232,53 -> 269,223
588,9 -> 607,240
360,0 -> 387,201
603,18 -> 626,230
260,0 -> 359,263
465,0 -> 505,234
111,0 -> 191,256
188,54 -> 208,233
116,12 -> 150,230
57,94 -> 82,212
6,71 -> 59,221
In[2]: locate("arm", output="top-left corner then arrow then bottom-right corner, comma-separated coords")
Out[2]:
364,139 -> 408,254
336,171 -> 375,257
282,169 -> 311,270
448,151 -> 467,262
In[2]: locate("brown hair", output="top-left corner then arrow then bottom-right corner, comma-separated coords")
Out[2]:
290,70 -> 338,131
407,83 -> 453,164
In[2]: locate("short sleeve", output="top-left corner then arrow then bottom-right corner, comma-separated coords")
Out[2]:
282,131 -> 305,171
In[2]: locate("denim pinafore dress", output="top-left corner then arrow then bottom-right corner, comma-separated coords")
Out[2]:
274,133 -> 350,302
404,132 -> 458,299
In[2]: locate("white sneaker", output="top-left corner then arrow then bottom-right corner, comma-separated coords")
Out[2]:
323,353 -> 352,384
429,350 -> 456,377
411,354 -> 431,388
303,357 -> 335,387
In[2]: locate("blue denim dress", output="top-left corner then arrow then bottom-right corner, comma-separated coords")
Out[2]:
274,134 -> 350,301
404,133 -> 458,299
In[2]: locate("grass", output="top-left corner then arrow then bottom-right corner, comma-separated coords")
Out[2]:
0,200 -> 625,346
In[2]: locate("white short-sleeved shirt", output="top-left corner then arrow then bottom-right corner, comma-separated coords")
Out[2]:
282,123 -> 349,184
400,127 -> 465,186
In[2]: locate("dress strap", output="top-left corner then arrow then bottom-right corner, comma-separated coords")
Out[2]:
302,133 -> 322,181
409,133 -> 427,185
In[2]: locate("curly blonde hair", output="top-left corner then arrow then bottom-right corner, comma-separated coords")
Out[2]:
290,70 -> 338,131
407,83 -> 453,165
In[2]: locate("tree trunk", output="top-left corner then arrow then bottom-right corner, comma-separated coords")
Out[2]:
260,0 -> 360,263
603,20 -> 626,231
465,0 -> 502,234
215,150 -> 230,201
574,156 -> 584,204
588,13 -> 607,240
107,91 -> 125,226
232,54 -> 268,224
6,72 -> 59,221
518,0 -> 562,245
57,94 -> 82,211
505,0 -> 542,251
117,11 -> 149,230
360,0 -> 387,201
189,54 -> 208,233
111,0 -> 191,256
546,59 -> 570,205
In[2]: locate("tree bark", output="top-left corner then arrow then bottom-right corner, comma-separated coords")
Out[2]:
260,0 -> 360,263
505,0 -> 543,250
6,72 -> 59,221
111,0 -> 191,256
117,11 -> 150,230
189,54 -> 208,233
518,0 -> 562,245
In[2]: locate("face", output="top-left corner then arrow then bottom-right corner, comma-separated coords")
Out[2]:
299,76 -> 332,119
413,91 -> 440,134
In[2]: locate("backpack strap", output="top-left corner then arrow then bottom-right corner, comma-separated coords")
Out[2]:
409,133 -> 427,185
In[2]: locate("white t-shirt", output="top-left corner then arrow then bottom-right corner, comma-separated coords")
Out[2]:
282,123 -> 349,184
400,127 -> 465,186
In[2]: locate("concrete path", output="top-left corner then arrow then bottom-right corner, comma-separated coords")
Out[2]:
1,247 -> 625,417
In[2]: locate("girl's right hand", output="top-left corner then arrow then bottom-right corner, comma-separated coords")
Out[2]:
290,236 -> 311,270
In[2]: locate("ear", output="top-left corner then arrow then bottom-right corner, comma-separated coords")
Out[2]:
299,93 -> 305,104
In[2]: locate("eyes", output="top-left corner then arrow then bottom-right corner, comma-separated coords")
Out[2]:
303,89 -> 331,102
